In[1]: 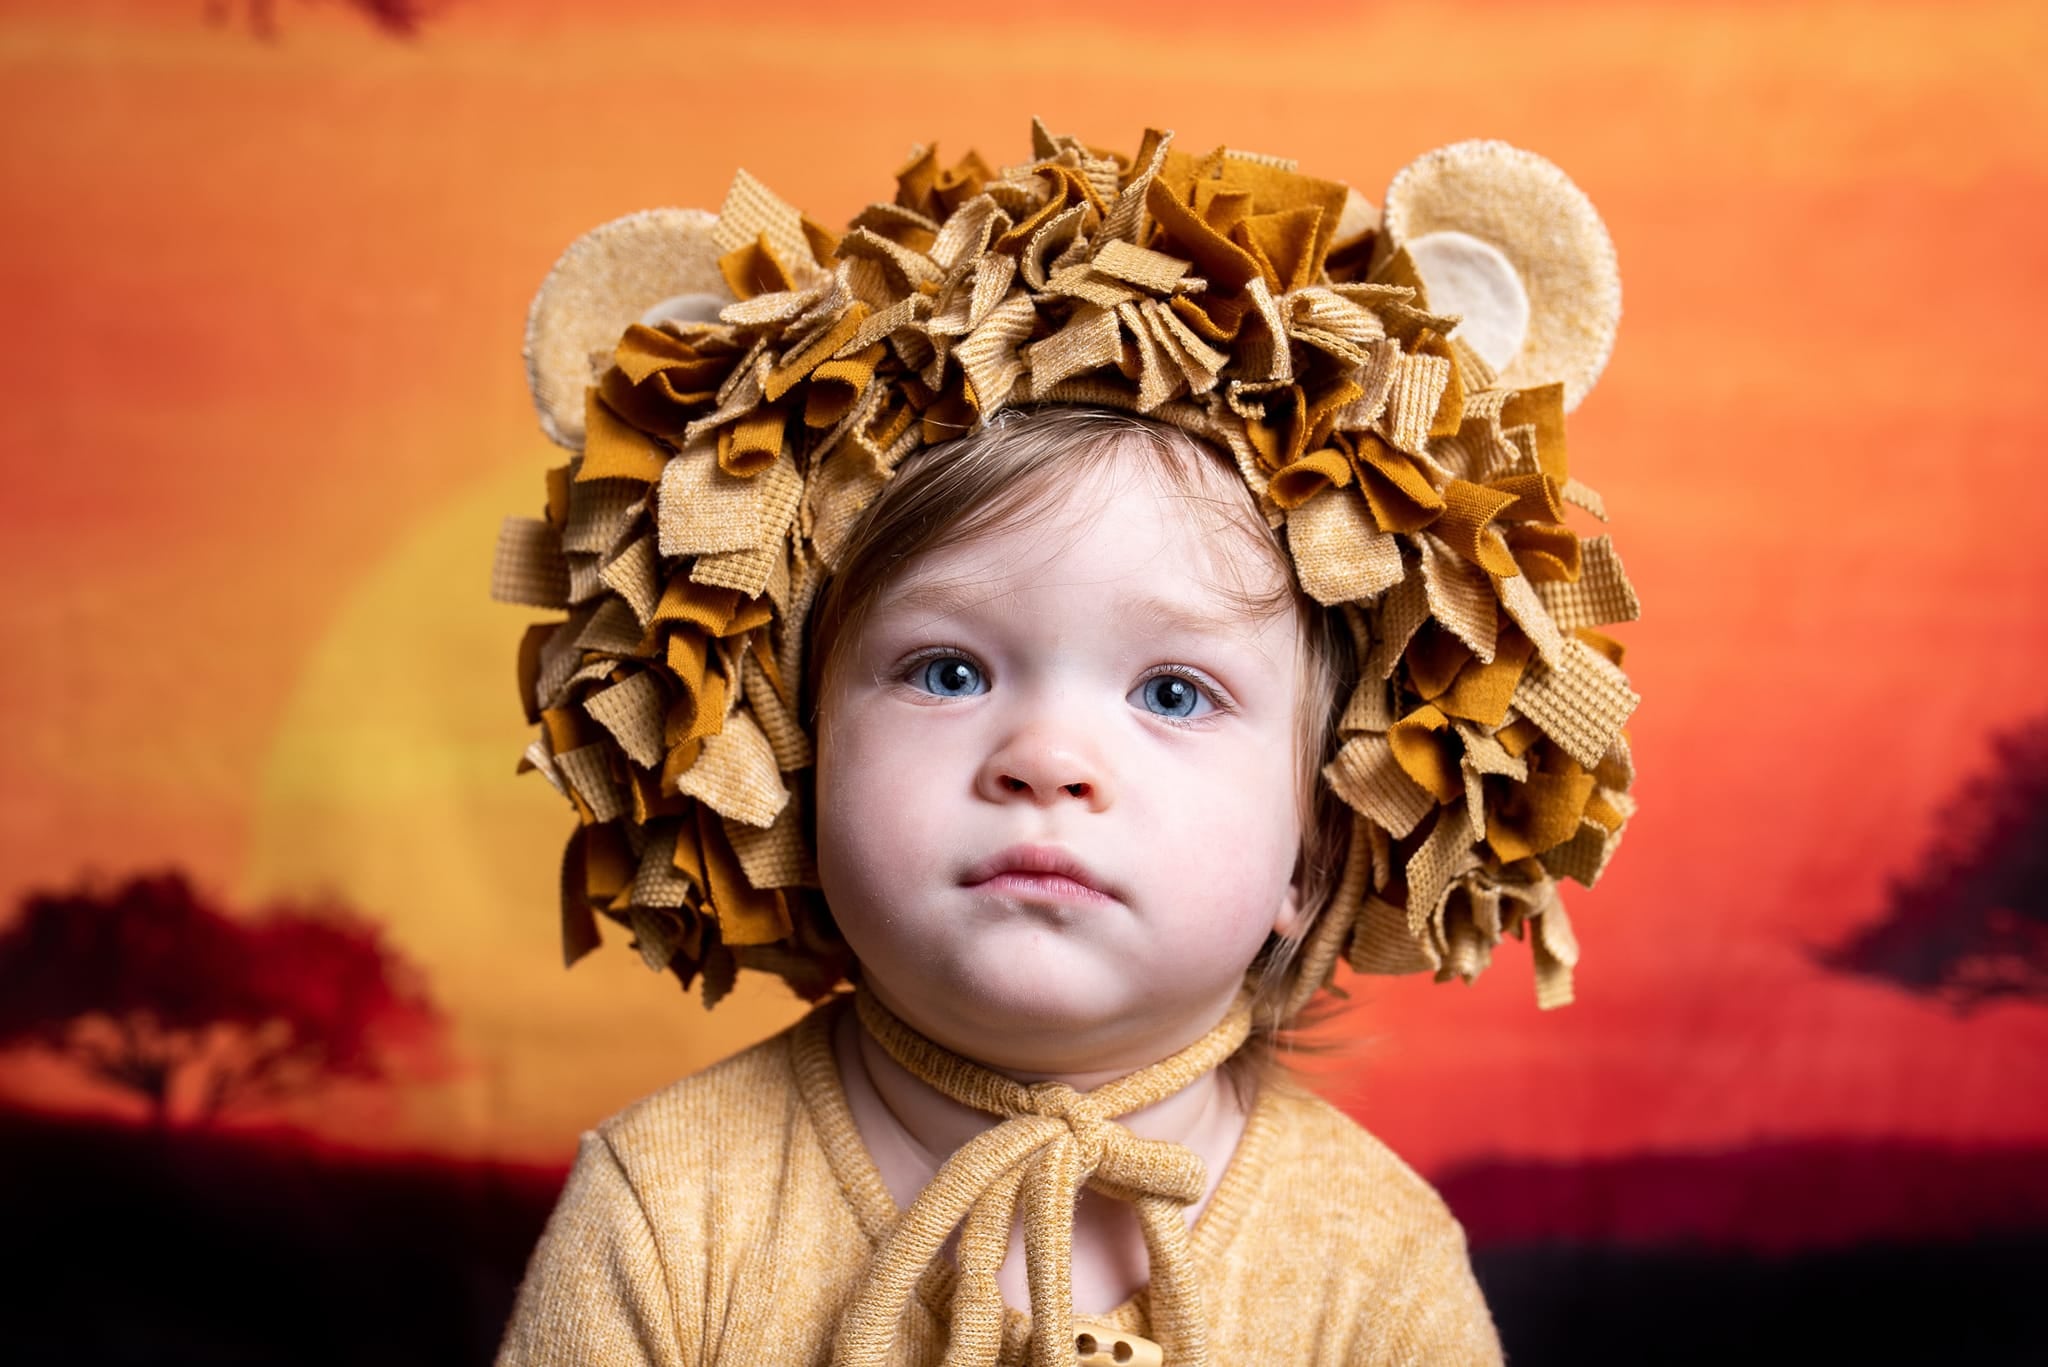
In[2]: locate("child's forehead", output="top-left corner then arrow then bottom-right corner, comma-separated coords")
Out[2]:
872,445 -> 1296,630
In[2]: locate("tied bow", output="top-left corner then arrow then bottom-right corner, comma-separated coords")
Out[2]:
832,991 -> 1253,1367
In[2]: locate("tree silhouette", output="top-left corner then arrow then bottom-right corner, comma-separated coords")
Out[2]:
0,872 -> 446,1125
205,0 -> 439,41
1822,714 -> 2048,1010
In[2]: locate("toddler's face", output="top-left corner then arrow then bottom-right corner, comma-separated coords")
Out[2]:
814,445 -> 1305,1074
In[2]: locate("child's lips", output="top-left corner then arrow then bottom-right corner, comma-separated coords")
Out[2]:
961,845 -> 1120,905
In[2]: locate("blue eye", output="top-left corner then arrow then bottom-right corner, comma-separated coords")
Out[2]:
1132,672 -> 1212,719
914,656 -> 985,697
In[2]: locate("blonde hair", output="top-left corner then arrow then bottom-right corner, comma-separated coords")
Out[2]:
805,406 -> 1356,1070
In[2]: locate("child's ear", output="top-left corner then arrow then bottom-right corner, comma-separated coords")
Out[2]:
1375,140 -> 1621,412
1272,881 -> 1303,942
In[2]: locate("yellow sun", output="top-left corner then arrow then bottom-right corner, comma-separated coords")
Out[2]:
244,458 -> 804,1161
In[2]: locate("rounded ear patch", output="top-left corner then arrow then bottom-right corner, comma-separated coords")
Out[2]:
523,208 -> 729,450
1383,141 -> 1619,411
1404,230 -> 1530,374
639,293 -> 730,329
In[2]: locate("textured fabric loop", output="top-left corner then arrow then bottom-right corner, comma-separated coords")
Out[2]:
834,989 -> 1252,1367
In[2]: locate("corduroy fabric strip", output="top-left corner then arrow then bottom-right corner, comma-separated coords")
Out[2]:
674,710 -> 787,829
561,479 -> 647,555
600,536 -> 663,625
492,518 -> 571,609
1509,637 -> 1639,770
555,744 -> 626,824
1287,489 -> 1403,605
1534,534 -> 1638,630
584,671 -> 667,769
630,827 -> 695,908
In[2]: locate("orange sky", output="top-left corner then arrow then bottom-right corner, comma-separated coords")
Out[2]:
1,0 -> 2045,1170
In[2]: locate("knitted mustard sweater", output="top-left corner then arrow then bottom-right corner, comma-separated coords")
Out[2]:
496,1002 -> 1503,1365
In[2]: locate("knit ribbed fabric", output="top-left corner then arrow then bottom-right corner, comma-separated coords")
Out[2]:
837,990 -> 1249,1367
495,999 -> 1503,1366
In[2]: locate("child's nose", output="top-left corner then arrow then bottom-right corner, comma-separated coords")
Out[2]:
976,728 -> 1113,810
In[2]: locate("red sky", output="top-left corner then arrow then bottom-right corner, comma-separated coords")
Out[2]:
1,0 -> 2045,1172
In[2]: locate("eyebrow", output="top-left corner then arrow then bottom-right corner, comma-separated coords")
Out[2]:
881,575 -> 1275,640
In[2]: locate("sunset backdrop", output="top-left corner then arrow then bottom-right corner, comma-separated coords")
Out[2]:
2,1 -> 2045,1359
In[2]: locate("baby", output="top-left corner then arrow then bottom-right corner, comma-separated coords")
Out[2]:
491,125 -> 1637,1366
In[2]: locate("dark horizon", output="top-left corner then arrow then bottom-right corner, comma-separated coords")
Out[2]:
6,1099 -> 2041,1364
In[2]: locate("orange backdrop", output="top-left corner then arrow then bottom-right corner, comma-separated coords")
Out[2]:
3,0 -> 2045,1196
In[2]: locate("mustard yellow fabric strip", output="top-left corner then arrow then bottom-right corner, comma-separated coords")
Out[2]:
627,763 -> 689,827
1434,630 -> 1535,728
1434,479 -> 1520,578
1500,383 -> 1569,482
1240,206 -> 1325,292
544,464 -> 571,528
717,233 -> 795,301
696,804 -> 792,946
580,822 -> 635,907
1388,703 -> 1463,803
1352,432 -> 1444,535
765,304 -> 872,404
1495,716 -> 1543,759
1268,448 -> 1353,511
719,403 -> 788,477
1412,331 -> 1467,439
1488,470 -> 1565,523
653,577 -> 740,635
614,322 -> 739,402
1485,768 -> 1598,863
665,665 -> 728,749
579,392 -> 670,485
1404,622 -> 1471,701
1146,176 -> 1261,292
1506,522 -> 1581,582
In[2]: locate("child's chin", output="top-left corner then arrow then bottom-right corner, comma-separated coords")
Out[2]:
907,956 -> 1207,1073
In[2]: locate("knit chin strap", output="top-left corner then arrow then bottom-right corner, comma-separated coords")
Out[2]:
832,990 -> 1254,1367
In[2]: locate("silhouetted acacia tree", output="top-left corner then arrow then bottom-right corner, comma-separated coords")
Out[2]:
0,872 -> 445,1124
206,0 -> 437,40
1823,715 -> 2048,1009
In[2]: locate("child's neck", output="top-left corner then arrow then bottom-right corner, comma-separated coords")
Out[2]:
829,1002 -> 1254,1316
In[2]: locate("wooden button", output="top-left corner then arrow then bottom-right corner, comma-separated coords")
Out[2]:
1071,1318 -> 1163,1366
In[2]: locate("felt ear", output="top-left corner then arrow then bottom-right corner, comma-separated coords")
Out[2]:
523,207 -> 733,449
1379,141 -> 1620,411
